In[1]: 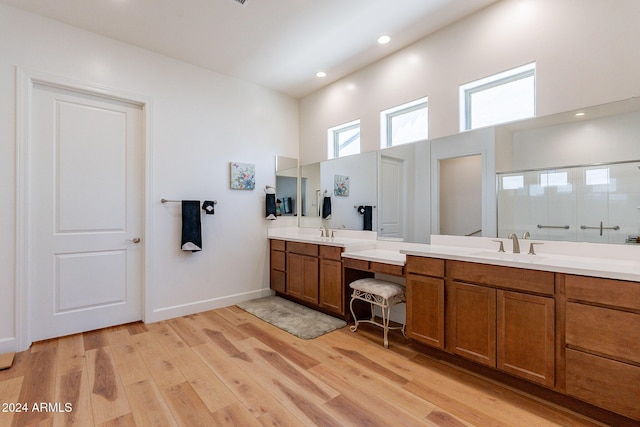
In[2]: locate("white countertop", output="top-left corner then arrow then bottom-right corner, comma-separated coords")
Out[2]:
341,249 -> 406,266
400,244 -> 640,283
268,228 -> 640,283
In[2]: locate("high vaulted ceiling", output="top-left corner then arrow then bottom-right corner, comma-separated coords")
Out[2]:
1,0 -> 498,98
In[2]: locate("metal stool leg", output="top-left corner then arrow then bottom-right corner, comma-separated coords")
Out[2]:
349,294 -> 359,332
382,299 -> 390,348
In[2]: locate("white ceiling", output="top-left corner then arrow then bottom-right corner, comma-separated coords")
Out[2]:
1,0 -> 498,98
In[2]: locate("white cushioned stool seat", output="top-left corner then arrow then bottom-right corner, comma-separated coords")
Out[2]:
349,278 -> 407,348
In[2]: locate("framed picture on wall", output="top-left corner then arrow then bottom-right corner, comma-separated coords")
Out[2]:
334,174 -> 349,196
230,162 -> 256,190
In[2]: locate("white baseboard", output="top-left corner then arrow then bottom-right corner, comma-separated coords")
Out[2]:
148,288 -> 274,323
0,337 -> 17,355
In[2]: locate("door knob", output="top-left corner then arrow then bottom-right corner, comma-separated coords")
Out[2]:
127,237 -> 141,243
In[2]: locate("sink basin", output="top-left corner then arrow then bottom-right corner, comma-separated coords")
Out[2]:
470,251 -> 546,262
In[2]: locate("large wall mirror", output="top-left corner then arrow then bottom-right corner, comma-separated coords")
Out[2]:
297,97 -> 640,245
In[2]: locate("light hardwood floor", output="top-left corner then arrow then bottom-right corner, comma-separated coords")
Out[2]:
0,305 -> 609,427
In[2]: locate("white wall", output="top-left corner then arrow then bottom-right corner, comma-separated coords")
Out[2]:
299,0 -> 640,165
0,4 -> 298,351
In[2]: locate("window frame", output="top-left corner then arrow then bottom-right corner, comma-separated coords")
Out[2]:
460,63 -> 536,131
327,119 -> 361,159
381,97 -> 428,148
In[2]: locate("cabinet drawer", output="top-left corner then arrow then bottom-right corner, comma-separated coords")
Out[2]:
565,275 -> 640,311
287,241 -> 318,257
270,270 -> 285,293
343,257 -> 369,271
566,349 -> 640,421
271,250 -> 285,272
448,260 -> 554,296
319,245 -> 342,261
270,239 -> 285,251
370,262 -> 404,276
406,256 -> 445,278
566,302 -> 640,364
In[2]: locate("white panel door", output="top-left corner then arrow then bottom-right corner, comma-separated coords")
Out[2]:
30,84 -> 143,342
379,156 -> 404,239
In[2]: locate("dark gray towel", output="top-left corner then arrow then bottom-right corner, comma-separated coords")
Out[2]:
202,200 -> 215,215
363,205 -> 373,231
266,193 -> 277,220
322,196 -> 332,219
181,200 -> 202,252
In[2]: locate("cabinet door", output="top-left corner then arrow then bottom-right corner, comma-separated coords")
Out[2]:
301,255 -> 319,304
406,274 -> 445,349
287,253 -> 319,304
497,290 -> 555,387
287,253 -> 305,300
320,259 -> 342,314
448,281 -> 496,367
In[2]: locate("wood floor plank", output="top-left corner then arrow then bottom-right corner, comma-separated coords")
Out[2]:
53,369 -> 94,427
322,394 -> 392,427
236,337 -> 338,405
96,413 -> 137,427
237,321 -> 321,370
221,305 -> 254,325
83,329 -> 109,352
105,329 -> 151,386
85,347 -> 131,425
55,334 -> 86,377
128,331 -> 186,389
124,322 -> 148,336
160,381 -> 218,427
309,362 -> 429,426
409,354 -> 602,427
124,379 -> 177,427
166,316 -> 206,347
12,348 -> 57,426
199,310 -> 250,342
211,402 -> 263,427
149,321 -> 238,413
0,376 -> 23,427
192,342 -> 305,425
325,326 -> 422,380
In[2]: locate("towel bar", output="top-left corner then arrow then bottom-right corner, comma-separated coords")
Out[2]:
161,198 -> 217,204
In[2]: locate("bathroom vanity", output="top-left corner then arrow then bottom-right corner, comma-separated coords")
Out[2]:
267,230 -> 640,423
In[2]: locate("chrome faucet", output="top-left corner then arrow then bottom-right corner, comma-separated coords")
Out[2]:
508,233 -> 520,253
522,231 -> 530,239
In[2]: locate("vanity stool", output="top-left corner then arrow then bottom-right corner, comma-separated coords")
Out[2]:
349,278 -> 406,348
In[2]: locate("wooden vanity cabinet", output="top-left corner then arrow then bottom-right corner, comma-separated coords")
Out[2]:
406,256 -> 445,349
269,239 -> 345,316
446,261 -> 556,387
563,274 -> 640,420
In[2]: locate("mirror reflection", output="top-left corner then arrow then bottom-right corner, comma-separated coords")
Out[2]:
297,97 -> 640,245
275,156 -> 298,217
498,160 -> 640,244
300,152 -> 377,231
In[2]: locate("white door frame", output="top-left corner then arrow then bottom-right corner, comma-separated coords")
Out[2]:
15,67 -> 154,351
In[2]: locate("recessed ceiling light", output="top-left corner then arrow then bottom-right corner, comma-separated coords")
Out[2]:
575,112 -> 586,117
316,71 -> 327,78
377,35 -> 391,45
